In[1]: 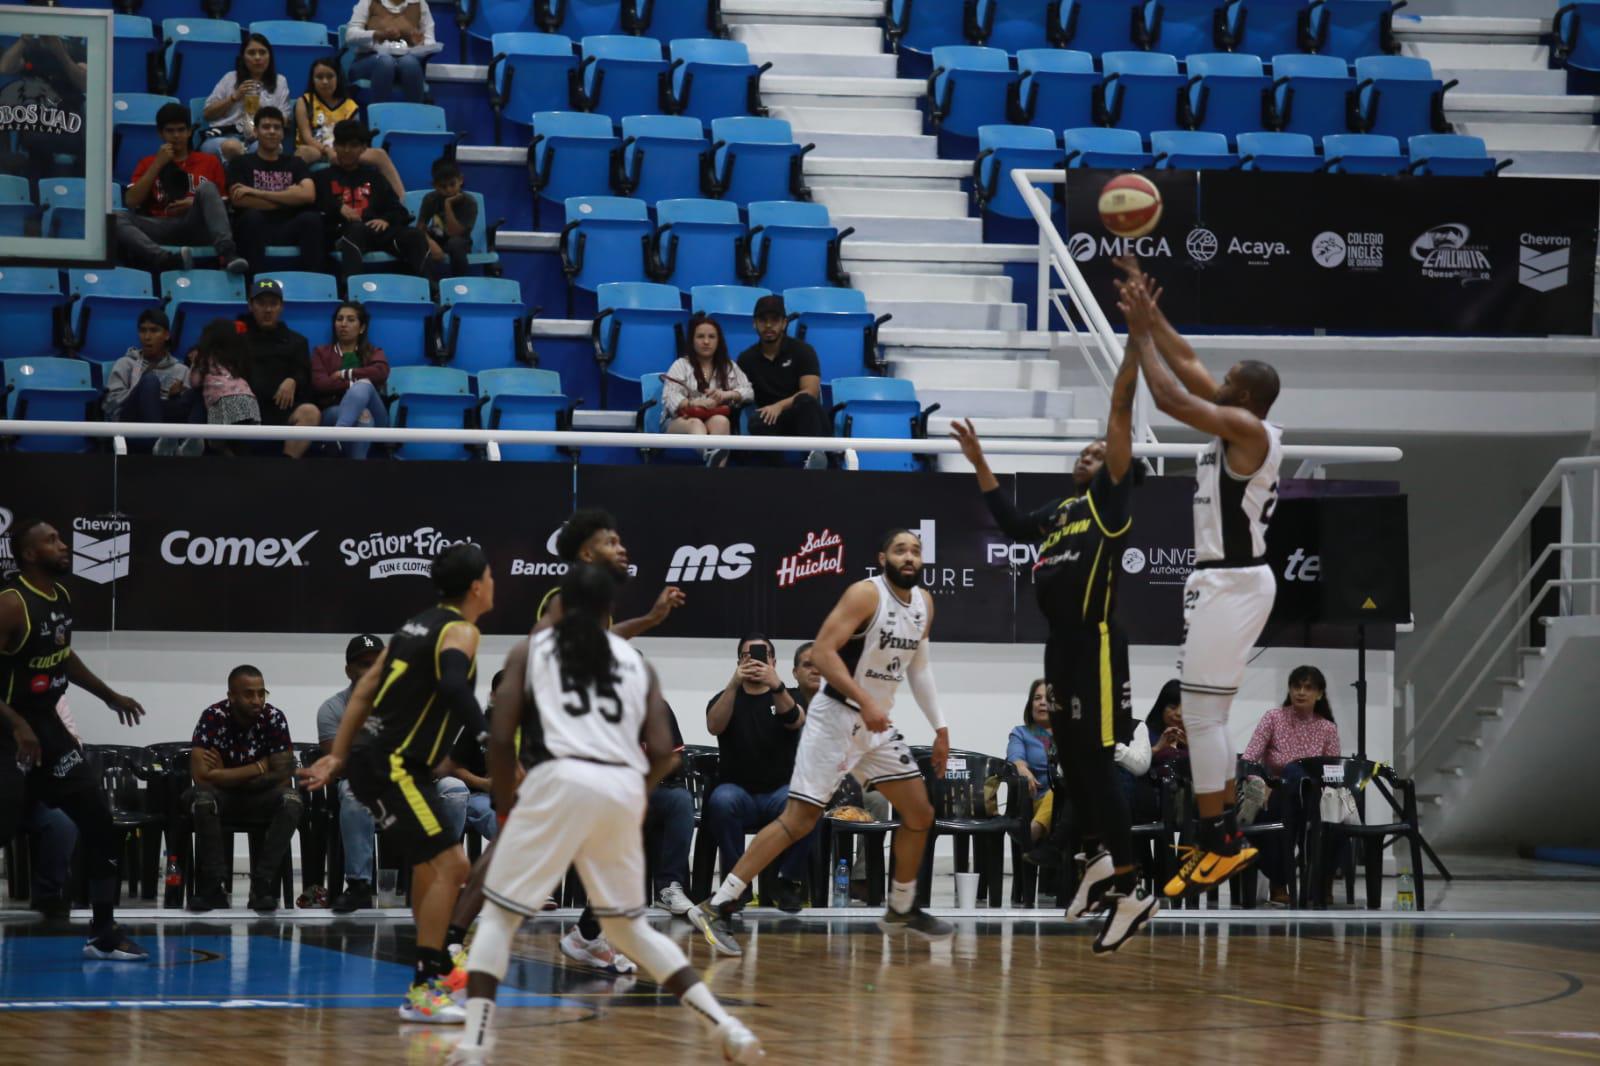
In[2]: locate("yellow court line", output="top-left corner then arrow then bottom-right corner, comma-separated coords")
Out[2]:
1222,994 -> 1600,1061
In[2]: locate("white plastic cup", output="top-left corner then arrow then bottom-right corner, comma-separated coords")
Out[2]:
954,871 -> 980,909
377,868 -> 399,906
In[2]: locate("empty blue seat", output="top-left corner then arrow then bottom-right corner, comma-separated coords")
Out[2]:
1309,0 -> 1401,61
386,365 -> 476,461
744,201 -> 848,295
439,276 -> 532,375
652,198 -> 744,291
1232,0 -> 1312,57
670,39 -> 765,125
1063,126 -> 1154,168
888,0 -> 975,63
974,125 -> 1062,222
162,18 -> 243,104
592,281 -> 688,402
207,0 -> 294,24
580,35 -> 669,124
529,111 -> 623,227
114,14 -> 162,95
1556,3 -> 1600,75
619,115 -> 708,202
0,268 -> 65,358
369,103 -> 460,190
258,271 -> 341,346
710,117 -> 808,206
786,287 -> 888,385
1050,0 -> 1149,54
830,376 -> 934,473
1354,55 -> 1450,142
1322,132 -> 1405,174
1407,133 -> 1506,176
0,176 -> 32,239
112,93 -> 181,180
487,32 -> 579,145
3,357 -> 99,453
1236,130 -> 1320,170
1144,0 -> 1236,56
1185,52 -> 1271,143
540,0 -> 624,38
403,189 -> 501,271
976,0 -> 1052,52
1271,53 -> 1356,140
250,20 -> 330,97
348,274 -> 437,367
162,269 -> 247,355
67,268 -> 162,362
41,179 -> 84,240
561,195 -> 652,298
691,284 -> 768,356
1015,50 -> 1098,131
1151,129 -> 1234,168
636,0 -> 724,42
1101,51 -> 1186,133
928,46 -> 1017,142
465,0 -> 542,63
477,366 -> 569,462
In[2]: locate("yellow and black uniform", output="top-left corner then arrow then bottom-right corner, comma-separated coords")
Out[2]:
0,577 -> 83,771
346,604 -> 477,863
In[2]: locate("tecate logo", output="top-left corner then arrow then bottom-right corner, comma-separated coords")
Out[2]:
1185,228 -> 1218,263
665,543 -> 755,583
1068,232 -> 1173,262
162,530 -> 317,568
72,516 -> 130,584
1283,548 -> 1322,582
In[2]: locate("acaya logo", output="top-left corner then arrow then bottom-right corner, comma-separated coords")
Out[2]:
1519,233 -> 1571,292
863,519 -> 974,595
341,528 -> 469,579
1068,232 -> 1173,262
1411,223 -> 1491,282
163,530 -> 317,567
778,529 -> 844,588
73,516 -> 130,584
665,543 -> 755,582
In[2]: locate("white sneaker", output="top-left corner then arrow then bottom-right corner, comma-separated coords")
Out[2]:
656,881 -> 694,917
559,927 -> 637,974
803,449 -> 828,470
1064,849 -> 1115,920
717,1019 -> 765,1063
843,448 -> 859,470
1092,888 -> 1160,955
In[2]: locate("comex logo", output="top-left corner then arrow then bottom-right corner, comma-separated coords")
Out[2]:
73,516 -> 130,584
1519,234 -> 1571,293
665,543 -> 754,582
1311,232 -> 1347,269
164,530 -> 317,568
1185,228 -> 1218,263
1121,547 -> 1147,575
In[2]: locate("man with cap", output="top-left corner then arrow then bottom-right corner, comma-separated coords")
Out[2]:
317,632 -> 388,913
735,293 -> 837,468
101,308 -> 196,450
239,277 -> 320,458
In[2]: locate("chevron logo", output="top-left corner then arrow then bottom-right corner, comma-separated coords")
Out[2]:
1518,235 -> 1571,293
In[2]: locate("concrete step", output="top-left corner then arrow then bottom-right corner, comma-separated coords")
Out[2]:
732,22 -> 886,54
1455,121 -> 1600,153
724,0 -> 884,23
855,270 -> 1015,303
880,326 -> 1056,352
1403,40 -> 1551,69
751,50 -> 899,79
763,73 -> 925,110
1493,675 -> 1525,688
772,106 -> 925,136
1455,736 -> 1485,749
1439,67 -> 1570,95
833,213 -> 983,244
843,240 -> 1035,271
869,298 -> 1028,331
1517,645 -> 1549,657
805,157 -> 969,191
1435,766 -> 1466,777
884,343 -> 1045,362
1450,93 -> 1600,118
916,385 -> 1075,418
926,414 -> 1094,438
846,256 -> 1008,277
890,356 -> 1059,390
1494,150 -> 1600,179
806,129 -> 939,160
1474,707 -> 1504,719
813,186 -> 968,218
1395,15 -> 1548,41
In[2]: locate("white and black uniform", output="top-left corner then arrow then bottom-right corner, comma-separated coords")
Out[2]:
1177,423 -> 1283,698
483,629 -> 654,919
789,575 -> 929,807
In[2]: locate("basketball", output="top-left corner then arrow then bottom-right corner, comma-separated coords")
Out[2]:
1098,173 -> 1163,239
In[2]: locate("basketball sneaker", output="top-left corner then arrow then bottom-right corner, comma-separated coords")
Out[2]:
1163,843 -> 1258,900
656,881 -> 694,917
1092,888 -> 1159,955
559,927 -> 638,974
443,964 -> 469,1003
687,900 -> 744,957
82,925 -> 149,962
716,1019 -> 766,1063
1064,848 -> 1116,920
399,978 -> 466,1024
877,906 -> 954,942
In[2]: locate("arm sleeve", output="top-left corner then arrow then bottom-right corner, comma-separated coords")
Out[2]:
982,487 -> 1050,542
345,0 -> 375,47
905,641 -> 945,733
266,709 -> 293,755
315,697 -> 341,743
438,648 -> 490,741
1004,727 -> 1026,764
102,355 -> 134,415
309,346 -> 341,396
454,192 -> 478,232
732,362 -> 754,405
1115,721 -> 1152,777
414,2 -> 442,56
660,360 -> 689,417
1322,721 -> 1341,757
1242,709 -> 1274,764
292,336 -> 311,392
360,348 -> 390,387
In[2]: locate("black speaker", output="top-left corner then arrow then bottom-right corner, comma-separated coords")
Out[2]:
1313,495 -> 1411,624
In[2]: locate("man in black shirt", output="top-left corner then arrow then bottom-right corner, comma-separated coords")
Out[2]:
237,278 -> 320,456
703,634 -> 813,912
735,294 -> 835,468
315,119 -> 428,279
225,107 -> 323,274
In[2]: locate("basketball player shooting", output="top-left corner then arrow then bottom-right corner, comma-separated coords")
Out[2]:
1116,269 -> 1283,900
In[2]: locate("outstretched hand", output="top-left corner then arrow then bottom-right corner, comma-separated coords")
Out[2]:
1116,274 -> 1158,337
950,418 -> 985,466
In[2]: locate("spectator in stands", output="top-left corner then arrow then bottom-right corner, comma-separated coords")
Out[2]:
201,33 -> 292,161
115,102 -> 247,275
318,633 -> 386,913
294,58 -> 406,197
1146,679 -> 1187,771
315,119 -> 428,279
237,278 -> 320,457
704,634 -> 814,913
188,317 -> 261,440
736,294 -> 834,468
1006,679 -> 1055,848
791,641 -> 820,710
417,157 -> 476,280
225,106 -> 323,275
0,33 -> 86,187
646,703 -> 697,917
186,664 -> 301,912
346,0 -> 440,104
310,301 -> 391,459
664,314 -> 754,466
1244,665 -> 1342,906
102,309 -> 193,443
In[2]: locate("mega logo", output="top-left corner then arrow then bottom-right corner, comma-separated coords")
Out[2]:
162,530 -> 317,568
1519,233 -> 1572,293
1068,232 -> 1173,262
664,543 -> 755,583
1411,223 -> 1491,282
777,529 -> 845,588
73,515 -> 130,584
341,528 -> 470,579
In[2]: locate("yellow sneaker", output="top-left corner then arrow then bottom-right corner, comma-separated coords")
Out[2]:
1163,844 -> 1259,899
399,978 -> 466,1024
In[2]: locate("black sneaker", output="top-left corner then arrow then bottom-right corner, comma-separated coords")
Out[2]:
218,244 -> 249,275
84,924 -> 150,961
686,900 -> 744,957
248,879 -> 280,912
331,880 -> 375,914
877,906 -> 954,942
187,884 -> 230,913
774,879 -> 806,914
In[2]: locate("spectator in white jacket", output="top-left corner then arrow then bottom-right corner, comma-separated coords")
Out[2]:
661,314 -> 753,466
346,0 -> 441,103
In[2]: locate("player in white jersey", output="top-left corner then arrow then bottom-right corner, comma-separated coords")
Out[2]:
687,529 -> 956,956
450,564 -> 762,1065
1118,271 -> 1283,899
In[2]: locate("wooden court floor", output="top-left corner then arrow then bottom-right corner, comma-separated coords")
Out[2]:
2,913 -> 1599,1064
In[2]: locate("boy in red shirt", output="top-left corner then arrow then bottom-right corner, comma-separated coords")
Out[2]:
115,102 -> 247,274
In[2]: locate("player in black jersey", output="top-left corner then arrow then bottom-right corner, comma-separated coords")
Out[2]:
301,542 -> 494,1024
951,268 -> 1159,953
0,519 -> 149,961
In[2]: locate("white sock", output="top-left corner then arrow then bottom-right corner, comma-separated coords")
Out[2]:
680,981 -> 733,1030
710,873 -> 747,908
888,879 -> 916,914
461,997 -> 495,1053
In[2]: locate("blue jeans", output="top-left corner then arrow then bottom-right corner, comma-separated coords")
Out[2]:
645,784 -> 694,891
22,801 -> 78,899
350,52 -> 427,102
705,782 -> 816,882
319,379 -> 390,460
338,779 -> 376,883
437,777 -> 497,844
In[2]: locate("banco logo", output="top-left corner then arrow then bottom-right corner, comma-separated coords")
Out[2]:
1121,547 -> 1147,575
1185,228 -> 1219,263
163,530 -> 317,568
665,543 -> 755,582
73,515 -> 131,584
1519,233 -> 1571,293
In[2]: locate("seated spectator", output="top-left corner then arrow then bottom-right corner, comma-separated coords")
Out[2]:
664,314 -> 754,466
238,278 -> 321,457
102,308 -> 194,447
293,58 -> 405,197
736,294 -> 834,469
310,301 -> 391,459
200,34 -> 292,161
346,0 -> 441,103
226,106 -> 322,274
315,119 -> 428,279
185,317 -> 262,458
115,102 -> 247,275
186,664 -> 301,912
645,702 -> 696,917
1146,679 -> 1187,771
417,157 -> 476,280
704,634 -> 813,913
318,634 -> 386,912
1006,679 -> 1055,848
1243,665 -> 1342,906
0,33 -> 87,187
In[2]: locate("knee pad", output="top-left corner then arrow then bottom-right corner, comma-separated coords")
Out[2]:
1181,691 -> 1233,794
596,915 -> 689,984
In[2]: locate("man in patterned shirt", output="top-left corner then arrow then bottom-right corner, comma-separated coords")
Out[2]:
187,664 -> 301,912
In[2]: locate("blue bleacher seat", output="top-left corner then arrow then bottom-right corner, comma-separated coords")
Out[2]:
710,117 -> 808,206
464,0 -> 542,63
619,115 -> 709,202
2,357 -> 99,453
41,179 -> 86,240
580,35 -> 670,124
368,103 -> 460,190
250,20 -> 330,98
210,0 -> 296,24
0,268 -> 66,359
529,110 -> 622,227
785,287 -> 888,385
258,271 -> 341,346
1232,0 -> 1313,57
690,284 -> 768,355
1406,133 -> 1506,176
1309,0 -> 1401,61
1151,128 -> 1234,168
652,198 -> 744,291
1144,0 -> 1237,56
973,125 -> 1062,228
743,201 -> 848,295
386,365 -> 476,460
161,269 -> 247,356
1184,52 -> 1271,143
1050,0 -> 1149,54
830,376 -> 935,473
348,273 -> 438,367
540,0 -> 624,39
477,366 -> 570,462
67,268 -> 162,363
0,176 -> 32,239
1555,3 -> 1600,75
592,281 -> 688,402
670,38 -> 766,125
561,195 -> 652,300
1354,55 -> 1450,142
162,18 -> 244,104
403,189 -> 501,272
1236,130 -> 1320,170
1101,51 -> 1186,134
113,93 -> 181,181
1271,53 -> 1357,140
1322,132 -> 1405,174
1014,50 -> 1098,131
887,0 -> 975,63
487,32 -> 579,145
115,14 -> 163,95
976,0 -> 1053,53
1063,126 -> 1154,168
928,46 -> 1017,144
635,0 -> 724,43
438,276 -> 532,375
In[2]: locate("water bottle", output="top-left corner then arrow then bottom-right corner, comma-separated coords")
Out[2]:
164,853 -> 183,907
832,857 -> 850,908
1395,866 -> 1415,912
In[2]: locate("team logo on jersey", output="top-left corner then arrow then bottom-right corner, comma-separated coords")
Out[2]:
340,527 -> 468,580
665,543 -> 754,583
1069,696 -> 1082,720
73,515 -> 131,584
777,530 -> 844,588
864,657 -> 902,683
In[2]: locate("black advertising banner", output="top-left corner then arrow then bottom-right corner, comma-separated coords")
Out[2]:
0,455 -> 117,630
1060,169 -> 1598,336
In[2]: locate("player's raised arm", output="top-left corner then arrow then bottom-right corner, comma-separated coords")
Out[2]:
437,620 -> 490,741
809,580 -> 888,729
1114,255 -> 1219,400
952,419 -> 1053,541
1105,290 -> 1141,487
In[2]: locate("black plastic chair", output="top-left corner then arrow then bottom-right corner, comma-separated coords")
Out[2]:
914,749 -> 1018,908
84,743 -> 167,902
1300,756 -> 1426,911
821,776 -> 899,907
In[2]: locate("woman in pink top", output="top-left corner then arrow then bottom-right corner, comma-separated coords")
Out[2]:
1245,665 -> 1341,905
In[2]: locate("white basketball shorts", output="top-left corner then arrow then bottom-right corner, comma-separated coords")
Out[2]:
1177,563 -> 1277,698
787,691 -> 924,808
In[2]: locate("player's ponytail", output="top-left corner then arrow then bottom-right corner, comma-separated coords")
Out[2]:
555,562 -> 619,692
